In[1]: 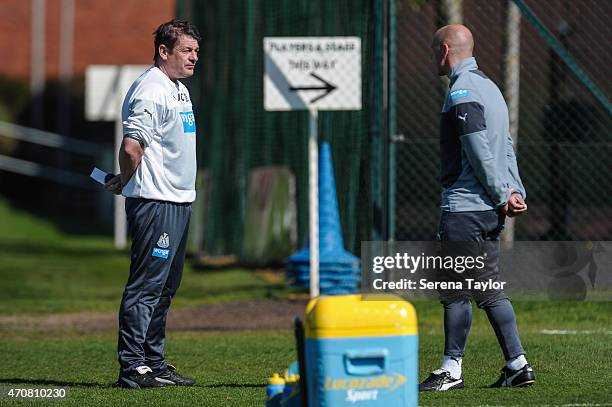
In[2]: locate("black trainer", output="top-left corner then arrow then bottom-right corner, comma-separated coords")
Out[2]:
154,364 -> 196,386
490,364 -> 535,388
419,369 -> 464,392
117,366 -> 170,389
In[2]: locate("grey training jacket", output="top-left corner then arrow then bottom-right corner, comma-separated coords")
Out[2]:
439,57 -> 526,212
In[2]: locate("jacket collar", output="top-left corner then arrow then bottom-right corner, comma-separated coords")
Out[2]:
449,57 -> 478,87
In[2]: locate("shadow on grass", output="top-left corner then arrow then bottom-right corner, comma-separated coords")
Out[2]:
0,240 -> 123,257
0,195 -> 113,237
475,384 -> 534,389
0,378 -> 104,387
0,379 -> 266,389
181,283 -> 287,297
202,383 -> 264,388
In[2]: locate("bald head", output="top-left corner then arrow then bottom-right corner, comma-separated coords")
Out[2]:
431,24 -> 474,76
435,24 -> 474,57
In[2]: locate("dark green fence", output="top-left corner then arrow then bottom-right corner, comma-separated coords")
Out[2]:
178,0 -> 384,256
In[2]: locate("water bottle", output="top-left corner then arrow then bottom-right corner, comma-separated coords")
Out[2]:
266,373 -> 285,407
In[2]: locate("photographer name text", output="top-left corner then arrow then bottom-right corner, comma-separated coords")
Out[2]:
372,278 -> 506,291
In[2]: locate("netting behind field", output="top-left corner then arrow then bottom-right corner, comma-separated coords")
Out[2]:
179,0 -> 376,256
179,0 -> 611,259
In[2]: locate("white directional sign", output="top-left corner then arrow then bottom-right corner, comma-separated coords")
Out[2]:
264,37 -> 362,111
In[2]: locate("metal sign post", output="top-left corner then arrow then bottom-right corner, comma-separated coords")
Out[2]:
308,108 -> 319,298
114,105 -> 127,249
264,37 -> 362,298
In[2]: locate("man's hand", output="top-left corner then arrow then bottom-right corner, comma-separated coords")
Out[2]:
104,174 -> 123,195
507,193 -> 527,217
498,193 -> 527,217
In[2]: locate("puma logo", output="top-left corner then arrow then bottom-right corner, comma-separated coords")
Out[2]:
144,109 -> 153,119
458,113 -> 468,122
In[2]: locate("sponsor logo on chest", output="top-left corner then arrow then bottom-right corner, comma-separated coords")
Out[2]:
179,111 -> 196,133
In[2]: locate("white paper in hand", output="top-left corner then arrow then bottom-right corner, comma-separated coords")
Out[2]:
90,167 -> 109,185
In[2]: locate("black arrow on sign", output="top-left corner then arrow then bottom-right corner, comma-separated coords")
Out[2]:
289,72 -> 338,103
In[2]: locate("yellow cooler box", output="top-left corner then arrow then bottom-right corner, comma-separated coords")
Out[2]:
304,294 -> 418,407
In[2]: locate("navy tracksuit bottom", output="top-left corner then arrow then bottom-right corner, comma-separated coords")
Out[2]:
118,198 -> 192,375
436,210 -> 525,361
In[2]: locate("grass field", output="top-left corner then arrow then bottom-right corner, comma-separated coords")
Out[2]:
0,198 -> 287,315
1,198 -> 611,406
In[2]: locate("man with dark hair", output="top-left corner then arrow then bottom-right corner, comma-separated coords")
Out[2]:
105,19 -> 200,389
153,18 -> 202,63
419,24 -> 535,392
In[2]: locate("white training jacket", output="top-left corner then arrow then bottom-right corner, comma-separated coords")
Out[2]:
121,66 -> 197,203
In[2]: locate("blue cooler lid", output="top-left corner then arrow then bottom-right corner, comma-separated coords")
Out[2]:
305,294 -> 418,338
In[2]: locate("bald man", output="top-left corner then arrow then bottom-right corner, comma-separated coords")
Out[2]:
419,24 -> 535,391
